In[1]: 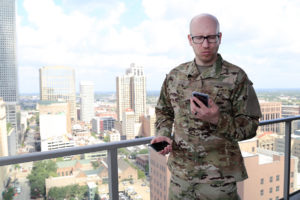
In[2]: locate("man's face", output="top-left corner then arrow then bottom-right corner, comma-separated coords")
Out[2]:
188,18 -> 222,66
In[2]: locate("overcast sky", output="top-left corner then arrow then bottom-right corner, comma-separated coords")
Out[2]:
17,0 -> 300,93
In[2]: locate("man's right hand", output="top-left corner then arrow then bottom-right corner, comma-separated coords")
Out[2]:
150,136 -> 173,155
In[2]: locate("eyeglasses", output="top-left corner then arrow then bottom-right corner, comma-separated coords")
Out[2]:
190,34 -> 220,44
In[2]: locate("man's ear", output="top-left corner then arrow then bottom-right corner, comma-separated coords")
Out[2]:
188,34 -> 193,46
218,32 -> 222,44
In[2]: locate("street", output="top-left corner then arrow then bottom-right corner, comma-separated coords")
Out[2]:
13,177 -> 30,200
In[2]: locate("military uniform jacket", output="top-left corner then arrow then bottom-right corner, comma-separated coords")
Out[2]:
155,54 -> 262,184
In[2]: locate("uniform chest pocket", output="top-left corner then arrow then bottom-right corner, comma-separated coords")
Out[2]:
214,88 -> 232,112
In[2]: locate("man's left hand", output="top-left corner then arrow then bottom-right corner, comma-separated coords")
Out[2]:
190,97 -> 220,125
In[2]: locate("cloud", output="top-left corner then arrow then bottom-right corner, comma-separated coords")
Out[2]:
17,0 -> 300,93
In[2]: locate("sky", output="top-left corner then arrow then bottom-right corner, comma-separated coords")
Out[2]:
16,0 -> 300,93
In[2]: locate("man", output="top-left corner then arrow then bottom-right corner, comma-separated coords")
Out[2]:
151,14 -> 262,200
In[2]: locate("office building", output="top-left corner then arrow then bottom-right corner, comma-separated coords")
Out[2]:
122,109 -> 135,140
259,101 -> 282,134
80,81 -> 94,123
238,139 -> 298,200
108,129 -> 121,142
141,107 -> 156,137
39,101 -> 74,151
275,131 -> 300,173
282,105 -> 300,133
91,117 -> 115,134
39,66 -> 77,121
0,99 -> 9,194
38,101 -> 71,134
0,0 -> 18,130
116,63 -> 146,122
149,147 -> 171,200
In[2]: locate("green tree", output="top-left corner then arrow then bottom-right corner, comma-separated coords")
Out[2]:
138,149 -> 148,154
27,160 -> 57,197
137,168 -> 146,179
103,135 -> 110,142
91,161 -> 99,169
2,187 -> 14,200
48,185 -> 88,200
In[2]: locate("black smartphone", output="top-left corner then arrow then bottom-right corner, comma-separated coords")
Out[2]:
149,141 -> 170,152
192,91 -> 209,107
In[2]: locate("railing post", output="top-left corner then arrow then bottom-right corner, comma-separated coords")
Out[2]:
108,148 -> 119,200
284,121 -> 291,200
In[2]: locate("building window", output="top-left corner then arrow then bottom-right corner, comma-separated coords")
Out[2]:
276,186 -> 280,192
276,175 -> 280,181
291,182 -> 294,188
269,187 -> 273,193
291,172 -> 294,178
270,176 -> 273,183
269,198 -> 273,200
276,196 -> 279,200
260,178 -> 264,184
260,189 -> 264,196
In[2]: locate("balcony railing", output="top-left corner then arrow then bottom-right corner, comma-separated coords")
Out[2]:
1,116 -> 300,200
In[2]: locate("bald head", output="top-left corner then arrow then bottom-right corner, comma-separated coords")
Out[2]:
189,14 -> 220,34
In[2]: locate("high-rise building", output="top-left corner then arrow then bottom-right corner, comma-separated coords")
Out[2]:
122,108 -> 135,140
282,105 -> 300,133
0,98 -> 9,194
238,139 -> 298,200
91,117 -> 115,134
116,63 -> 146,122
141,110 -> 156,137
38,101 -> 71,134
259,101 -> 282,134
149,148 -> 171,200
80,81 -> 94,123
0,0 -> 18,129
38,101 -> 73,151
39,66 -> 77,121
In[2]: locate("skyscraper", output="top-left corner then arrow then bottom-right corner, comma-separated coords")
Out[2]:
80,81 -> 94,123
116,63 -> 146,122
0,98 -> 9,194
39,66 -> 77,121
0,0 -> 18,129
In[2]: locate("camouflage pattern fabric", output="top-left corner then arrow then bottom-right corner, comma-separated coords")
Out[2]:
169,175 -> 240,200
155,54 -> 262,184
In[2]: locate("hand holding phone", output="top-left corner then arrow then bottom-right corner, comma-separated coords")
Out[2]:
192,91 -> 209,107
149,141 -> 170,152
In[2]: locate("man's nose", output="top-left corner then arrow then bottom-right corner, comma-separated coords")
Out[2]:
202,38 -> 209,48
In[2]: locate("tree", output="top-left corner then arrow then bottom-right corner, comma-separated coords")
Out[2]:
91,161 -> 99,169
27,160 -> 57,197
138,149 -> 148,154
48,185 -> 88,200
2,187 -> 14,200
137,168 -> 146,179
103,135 -> 110,142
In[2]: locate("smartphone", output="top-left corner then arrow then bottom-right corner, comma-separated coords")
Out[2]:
149,141 -> 170,152
192,91 -> 209,107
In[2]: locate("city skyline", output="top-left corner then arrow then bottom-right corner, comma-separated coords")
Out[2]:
16,0 -> 300,94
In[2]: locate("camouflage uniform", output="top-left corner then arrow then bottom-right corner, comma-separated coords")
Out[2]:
155,54 -> 262,200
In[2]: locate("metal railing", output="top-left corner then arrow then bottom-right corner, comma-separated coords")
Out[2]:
1,116 -> 300,200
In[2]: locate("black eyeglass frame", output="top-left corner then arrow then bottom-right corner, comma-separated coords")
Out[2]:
190,33 -> 221,44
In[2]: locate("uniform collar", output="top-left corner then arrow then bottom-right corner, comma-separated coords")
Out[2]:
187,54 -> 223,80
